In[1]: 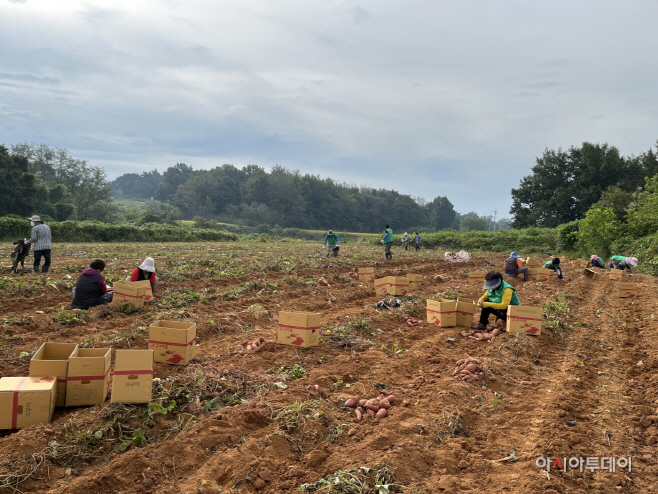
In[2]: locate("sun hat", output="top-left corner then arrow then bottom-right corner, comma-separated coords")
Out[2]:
327,230 -> 333,235
27,215 -> 41,222
483,278 -> 502,290
625,257 -> 638,266
591,255 -> 598,259
139,257 -> 156,272
404,232 -> 408,235
510,251 -> 521,258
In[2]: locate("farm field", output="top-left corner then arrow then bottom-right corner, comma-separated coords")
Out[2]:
0,241 -> 656,493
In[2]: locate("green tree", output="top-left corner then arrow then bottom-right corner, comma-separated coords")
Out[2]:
427,196 -> 457,230
155,163 -> 193,202
575,208 -> 618,259
0,146 -> 39,217
110,170 -> 161,200
460,213 -> 488,232
626,174 -> 658,237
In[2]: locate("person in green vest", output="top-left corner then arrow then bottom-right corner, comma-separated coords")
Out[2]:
381,224 -> 393,260
543,257 -> 563,279
472,271 -> 521,330
608,256 -> 637,272
591,255 -> 605,268
322,230 -> 339,258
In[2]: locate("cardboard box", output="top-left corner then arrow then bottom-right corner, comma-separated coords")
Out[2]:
525,258 -> 542,268
112,281 -> 146,308
277,311 -> 321,347
426,299 -> 457,327
406,274 -> 423,286
358,267 -> 375,282
126,280 -> 153,302
0,376 -> 57,429
506,306 -> 542,335
111,350 -> 154,404
29,342 -> 78,407
619,282 -> 638,298
455,298 -> 476,327
66,348 -> 111,407
374,277 -> 409,297
609,269 -> 626,282
149,321 -> 196,365
467,272 -> 486,285
571,259 -> 589,268
529,268 -> 552,281
583,268 -> 603,281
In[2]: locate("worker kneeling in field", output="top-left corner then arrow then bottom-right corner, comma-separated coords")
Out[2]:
127,257 -> 158,291
504,251 -> 528,281
608,256 -> 637,272
472,271 -> 520,330
591,255 -> 605,268
71,259 -> 113,310
543,257 -> 563,279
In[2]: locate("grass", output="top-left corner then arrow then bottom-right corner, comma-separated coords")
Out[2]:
298,463 -> 402,493
543,293 -> 571,336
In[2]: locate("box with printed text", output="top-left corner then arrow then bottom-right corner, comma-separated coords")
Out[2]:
0,376 -> 57,429
374,276 -> 409,297
426,299 -> 457,327
456,298 -> 476,327
111,350 -> 154,404
66,347 -> 111,407
149,321 -> 196,365
358,267 -> 375,282
506,306 -> 542,334
618,282 -> 637,298
277,311 -> 321,347
112,281 -> 147,308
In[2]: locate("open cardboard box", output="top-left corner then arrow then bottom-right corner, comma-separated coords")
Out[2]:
426,299 -> 457,327
277,311 -> 321,347
29,342 -> 78,407
456,298 -> 476,327
0,376 -> 57,429
583,268 -> 603,281
609,269 -> 626,282
111,350 -> 154,404
66,347 -> 111,406
126,280 -> 153,302
506,306 -> 542,334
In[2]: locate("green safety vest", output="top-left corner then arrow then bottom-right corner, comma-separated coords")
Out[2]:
488,281 -> 521,306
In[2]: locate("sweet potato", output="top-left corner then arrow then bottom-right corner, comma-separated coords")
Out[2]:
379,401 -> 391,410
258,336 -> 265,343
358,399 -> 367,407
376,408 -> 388,419
382,395 -> 395,405
456,359 -> 465,365
366,409 -> 376,417
246,344 -> 253,352
355,408 -> 362,422
364,404 -> 380,412
348,429 -> 357,436
239,340 -> 249,347
344,396 -> 360,407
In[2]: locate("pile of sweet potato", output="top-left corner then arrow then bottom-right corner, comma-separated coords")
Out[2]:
402,314 -> 423,326
452,355 -> 496,383
344,393 -> 396,420
238,337 -> 276,353
460,326 -> 502,342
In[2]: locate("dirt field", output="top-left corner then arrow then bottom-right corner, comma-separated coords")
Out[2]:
0,241 -> 656,493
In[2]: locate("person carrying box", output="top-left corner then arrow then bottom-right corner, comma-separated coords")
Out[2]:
472,271 -> 521,330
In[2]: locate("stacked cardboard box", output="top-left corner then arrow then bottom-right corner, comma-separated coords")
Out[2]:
426,299 -> 457,327
357,267 -> 375,282
29,342 -> 78,407
506,306 -> 542,334
149,321 -> 196,365
619,282 -> 638,298
0,377 -> 57,429
277,312 -> 321,347
374,277 -> 409,297
525,258 -> 542,268
111,350 -> 154,403
66,348 -> 112,407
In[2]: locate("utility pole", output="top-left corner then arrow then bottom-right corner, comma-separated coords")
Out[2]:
492,209 -> 498,232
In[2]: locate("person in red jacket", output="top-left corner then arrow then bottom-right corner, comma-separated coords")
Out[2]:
130,257 -> 158,291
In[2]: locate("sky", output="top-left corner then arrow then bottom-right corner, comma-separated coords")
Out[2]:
1,0 -> 657,218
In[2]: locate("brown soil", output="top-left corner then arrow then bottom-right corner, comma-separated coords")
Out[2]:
0,247 -> 656,493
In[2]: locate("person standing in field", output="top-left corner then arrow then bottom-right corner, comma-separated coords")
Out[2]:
503,251 -> 528,281
26,215 -> 51,273
322,230 -> 339,258
402,232 -> 410,250
382,225 -> 393,260
414,232 -> 422,251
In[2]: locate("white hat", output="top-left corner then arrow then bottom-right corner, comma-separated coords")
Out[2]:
625,257 -> 638,267
27,215 -> 41,222
139,257 -> 156,272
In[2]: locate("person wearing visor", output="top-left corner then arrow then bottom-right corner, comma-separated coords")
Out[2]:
543,257 -> 563,279
504,251 -> 528,281
128,257 -> 158,291
472,271 -> 520,330
608,256 -> 637,272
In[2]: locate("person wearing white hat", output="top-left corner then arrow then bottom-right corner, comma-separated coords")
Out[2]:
26,215 -> 52,273
129,257 -> 158,290
402,232 -> 410,250
608,256 -> 637,272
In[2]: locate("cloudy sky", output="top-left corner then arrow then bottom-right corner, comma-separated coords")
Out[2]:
1,0 -> 657,217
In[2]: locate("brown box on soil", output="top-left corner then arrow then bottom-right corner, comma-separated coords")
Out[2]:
112,281 -> 146,308
277,311 -> 321,347
406,274 -> 423,287
374,276 -> 409,296
571,259 -> 589,268
529,268 -> 553,281
609,269 -> 626,282
506,306 -> 542,335
426,299 -> 457,327
111,350 -> 153,404
126,280 -> 153,302
618,282 -> 638,298
66,347 -> 111,407
467,272 -> 486,285
29,342 -> 78,407
0,376 -> 57,429
525,258 -> 542,268
149,321 -> 196,365
583,268 -> 603,281
358,267 -> 375,282
455,298 -> 476,327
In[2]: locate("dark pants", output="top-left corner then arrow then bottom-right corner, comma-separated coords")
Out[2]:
507,267 -> 529,281
592,260 -> 604,268
480,307 -> 506,325
415,243 -> 420,251
404,243 -> 409,250
384,242 -> 393,259
33,249 -> 51,273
